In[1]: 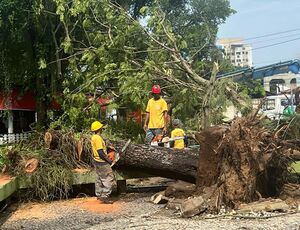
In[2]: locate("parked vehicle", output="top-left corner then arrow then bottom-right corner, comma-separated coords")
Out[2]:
260,94 -> 295,120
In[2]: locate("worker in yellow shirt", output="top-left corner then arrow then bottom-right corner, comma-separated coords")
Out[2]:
171,119 -> 185,149
144,85 -> 168,144
90,121 -> 114,204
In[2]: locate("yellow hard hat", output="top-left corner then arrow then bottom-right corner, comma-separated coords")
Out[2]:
91,121 -> 104,131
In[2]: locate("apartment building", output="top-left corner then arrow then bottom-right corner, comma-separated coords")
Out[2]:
217,38 -> 253,67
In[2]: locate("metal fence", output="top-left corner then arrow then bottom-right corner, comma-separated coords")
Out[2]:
0,132 -> 32,145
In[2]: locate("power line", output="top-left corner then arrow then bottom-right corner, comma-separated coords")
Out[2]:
250,32 -> 300,45
253,58 -> 293,66
244,28 -> 300,41
252,37 -> 300,51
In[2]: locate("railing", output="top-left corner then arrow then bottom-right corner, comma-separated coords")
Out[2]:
0,132 -> 32,145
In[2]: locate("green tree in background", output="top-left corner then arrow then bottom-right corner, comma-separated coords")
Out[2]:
239,79 -> 266,98
0,0 -> 243,131
0,0 -> 64,128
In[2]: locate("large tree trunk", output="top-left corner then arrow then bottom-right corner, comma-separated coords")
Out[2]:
42,130 -> 200,181
36,75 -> 48,130
111,141 -> 199,182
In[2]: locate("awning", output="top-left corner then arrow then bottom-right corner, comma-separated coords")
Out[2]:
0,90 -> 60,111
0,90 -> 36,111
97,98 -> 111,111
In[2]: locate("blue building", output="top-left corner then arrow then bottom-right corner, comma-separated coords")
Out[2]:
218,59 -> 300,94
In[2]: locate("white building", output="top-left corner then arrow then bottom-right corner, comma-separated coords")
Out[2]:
263,73 -> 299,94
217,38 -> 253,67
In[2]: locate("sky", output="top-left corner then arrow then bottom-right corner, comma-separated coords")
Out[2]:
218,0 -> 300,67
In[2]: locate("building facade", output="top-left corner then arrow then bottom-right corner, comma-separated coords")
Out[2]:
217,38 -> 253,67
219,59 -> 300,120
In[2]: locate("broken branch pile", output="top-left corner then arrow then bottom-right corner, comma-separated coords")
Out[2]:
1,130 -> 94,200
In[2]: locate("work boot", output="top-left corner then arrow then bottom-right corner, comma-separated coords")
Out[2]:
97,197 -> 114,204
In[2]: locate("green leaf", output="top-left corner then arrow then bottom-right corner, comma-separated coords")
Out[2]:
180,40 -> 188,49
38,59 -> 47,69
139,6 -> 148,15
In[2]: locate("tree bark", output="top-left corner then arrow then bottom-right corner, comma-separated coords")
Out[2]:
36,76 -> 48,130
111,141 -> 199,182
201,62 -> 218,129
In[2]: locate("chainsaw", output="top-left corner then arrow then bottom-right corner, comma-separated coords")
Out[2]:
151,135 -> 185,148
150,134 -> 164,147
109,139 -> 131,167
161,136 -> 185,143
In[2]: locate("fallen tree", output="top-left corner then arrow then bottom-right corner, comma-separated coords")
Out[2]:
111,141 -> 199,182
194,117 -> 292,211
1,116 -> 299,208
100,116 -> 299,213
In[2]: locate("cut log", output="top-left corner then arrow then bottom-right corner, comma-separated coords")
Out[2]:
166,198 -> 184,210
111,141 -> 199,182
44,130 -> 61,150
153,194 -> 169,204
44,131 -> 52,149
76,136 -> 84,161
150,191 -> 169,204
151,191 -> 164,201
180,196 -> 207,218
165,180 -> 196,198
24,158 -> 39,173
280,183 -> 300,199
237,199 -> 289,213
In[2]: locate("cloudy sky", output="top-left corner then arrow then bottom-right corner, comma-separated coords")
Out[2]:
218,0 -> 300,67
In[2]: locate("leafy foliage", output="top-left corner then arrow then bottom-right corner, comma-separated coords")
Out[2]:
0,0 -> 239,131
239,79 -> 266,98
1,130 -> 93,200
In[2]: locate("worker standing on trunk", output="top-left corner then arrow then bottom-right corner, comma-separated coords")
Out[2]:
171,119 -> 186,149
90,121 -> 114,204
144,85 -> 168,144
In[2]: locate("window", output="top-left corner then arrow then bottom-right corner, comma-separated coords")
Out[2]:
281,99 -> 289,106
12,110 -> 36,133
263,99 -> 275,110
291,78 -> 296,88
269,79 -> 285,94
0,111 -> 8,134
236,52 -> 241,55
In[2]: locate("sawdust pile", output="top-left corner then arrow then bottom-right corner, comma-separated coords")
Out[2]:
196,116 -> 297,211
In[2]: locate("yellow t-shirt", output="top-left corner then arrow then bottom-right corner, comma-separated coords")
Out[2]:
146,98 -> 168,129
171,128 -> 185,149
91,134 -> 107,163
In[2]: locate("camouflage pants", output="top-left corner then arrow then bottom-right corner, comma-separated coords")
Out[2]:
95,163 -> 114,198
